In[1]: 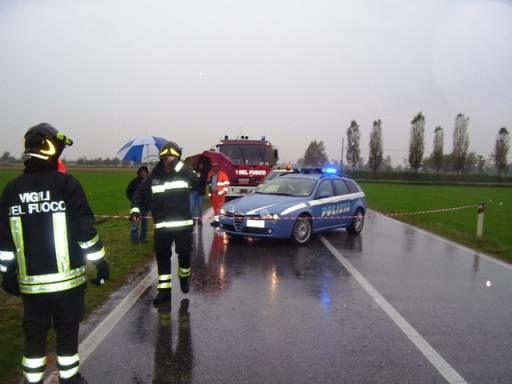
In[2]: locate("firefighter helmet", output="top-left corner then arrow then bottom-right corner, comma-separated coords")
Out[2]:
24,123 -> 73,161
159,141 -> 182,159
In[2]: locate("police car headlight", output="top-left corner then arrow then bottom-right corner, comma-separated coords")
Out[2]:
220,208 -> 226,215
260,213 -> 279,220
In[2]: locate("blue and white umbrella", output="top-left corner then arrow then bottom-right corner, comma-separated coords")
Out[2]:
117,135 -> 168,164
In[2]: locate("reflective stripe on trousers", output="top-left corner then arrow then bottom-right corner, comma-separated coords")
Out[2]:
57,353 -> 80,380
179,267 -> 191,278
22,356 -> 46,383
158,274 -> 172,289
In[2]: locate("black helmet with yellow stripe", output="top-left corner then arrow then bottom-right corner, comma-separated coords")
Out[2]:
24,123 -> 73,161
159,141 -> 182,159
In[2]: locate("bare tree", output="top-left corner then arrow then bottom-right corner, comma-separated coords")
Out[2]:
432,126 -> 444,174
452,113 -> 470,175
346,120 -> 361,171
494,127 -> 510,177
368,119 -> 383,173
408,112 -> 425,172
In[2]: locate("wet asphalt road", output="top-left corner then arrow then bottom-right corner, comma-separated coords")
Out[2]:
81,214 -> 512,384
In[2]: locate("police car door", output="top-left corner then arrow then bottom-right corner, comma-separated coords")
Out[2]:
332,179 -> 353,226
312,180 -> 335,229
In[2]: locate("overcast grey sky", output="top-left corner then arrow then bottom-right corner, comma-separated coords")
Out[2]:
1,0 -> 511,165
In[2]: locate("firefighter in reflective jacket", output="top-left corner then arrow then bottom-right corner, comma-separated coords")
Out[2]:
207,162 -> 229,225
0,123 -> 109,384
130,141 -> 199,305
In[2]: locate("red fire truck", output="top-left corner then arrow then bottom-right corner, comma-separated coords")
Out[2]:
188,136 -> 278,197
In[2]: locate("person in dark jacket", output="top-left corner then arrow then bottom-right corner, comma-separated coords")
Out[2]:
0,123 -> 109,384
126,166 -> 149,243
130,141 -> 199,305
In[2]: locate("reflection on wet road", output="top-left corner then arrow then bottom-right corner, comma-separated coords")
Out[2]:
81,214 -> 512,383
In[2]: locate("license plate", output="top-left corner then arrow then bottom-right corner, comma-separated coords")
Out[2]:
246,219 -> 265,228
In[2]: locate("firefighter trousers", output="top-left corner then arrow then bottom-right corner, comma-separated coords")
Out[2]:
154,229 -> 193,291
22,287 -> 85,384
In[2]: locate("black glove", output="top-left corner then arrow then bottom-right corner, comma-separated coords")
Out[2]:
90,259 -> 110,286
1,272 -> 20,296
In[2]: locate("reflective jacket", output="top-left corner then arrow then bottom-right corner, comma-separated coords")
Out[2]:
207,170 -> 230,196
0,163 -> 105,294
130,160 -> 199,231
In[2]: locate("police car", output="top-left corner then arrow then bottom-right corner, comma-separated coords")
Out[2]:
219,167 -> 366,244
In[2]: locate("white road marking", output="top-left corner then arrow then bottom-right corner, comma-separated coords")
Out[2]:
42,265 -> 157,384
320,235 -> 468,384
79,265 -> 157,364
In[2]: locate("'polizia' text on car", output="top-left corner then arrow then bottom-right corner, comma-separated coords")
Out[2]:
219,167 -> 367,244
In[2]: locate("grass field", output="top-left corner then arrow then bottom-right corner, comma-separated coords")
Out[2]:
0,168 -> 136,213
359,182 -> 512,261
0,168 -> 153,383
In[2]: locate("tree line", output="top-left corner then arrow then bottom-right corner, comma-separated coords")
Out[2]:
299,113 -> 510,177
0,153 -> 132,167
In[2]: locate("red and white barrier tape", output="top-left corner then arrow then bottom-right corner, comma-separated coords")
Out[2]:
96,204 -> 478,221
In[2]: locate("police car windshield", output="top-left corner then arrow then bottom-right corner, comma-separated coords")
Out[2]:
256,177 -> 316,197
263,170 -> 288,183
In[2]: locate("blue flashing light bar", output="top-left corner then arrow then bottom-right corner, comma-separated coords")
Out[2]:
323,167 -> 338,174
299,165 -> 343,175
321,163 -> 342,175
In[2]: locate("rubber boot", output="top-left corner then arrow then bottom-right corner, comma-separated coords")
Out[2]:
179,277 -> 190,294
153,289 -> 171,306
59,373 -> 88,384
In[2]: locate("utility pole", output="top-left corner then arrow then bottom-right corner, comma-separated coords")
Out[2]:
341,137 -> 345,166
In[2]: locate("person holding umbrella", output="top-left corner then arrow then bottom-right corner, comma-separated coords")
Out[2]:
130,141 -> 199,305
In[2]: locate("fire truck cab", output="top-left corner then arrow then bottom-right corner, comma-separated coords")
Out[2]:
217,135 -> 278,197
186,136 -> 278,198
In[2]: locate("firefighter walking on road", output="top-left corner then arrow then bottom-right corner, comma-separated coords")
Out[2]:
130,141 -> 199,305
207,162 -> 229,226
0,123 -> 109,384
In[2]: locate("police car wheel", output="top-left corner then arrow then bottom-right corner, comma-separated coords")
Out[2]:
347,209 -> 364,235
292,216 -> 312,245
